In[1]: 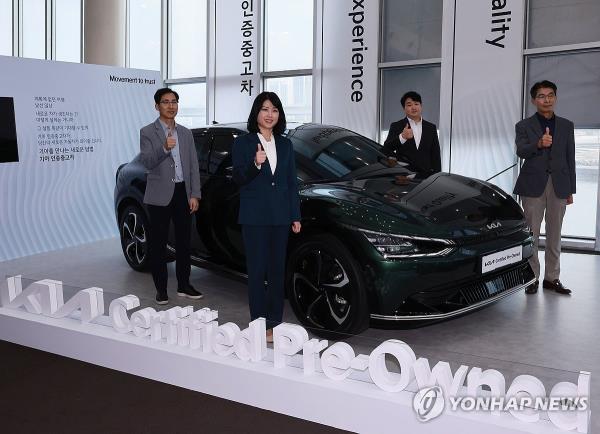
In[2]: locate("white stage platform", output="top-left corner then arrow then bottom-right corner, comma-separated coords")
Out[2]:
0,300 -> 587,434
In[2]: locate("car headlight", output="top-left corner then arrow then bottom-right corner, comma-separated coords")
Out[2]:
356,228 -> 455,259
364,233 -> 416,255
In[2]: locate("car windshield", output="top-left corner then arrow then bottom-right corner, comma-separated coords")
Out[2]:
288,126 -> 389,181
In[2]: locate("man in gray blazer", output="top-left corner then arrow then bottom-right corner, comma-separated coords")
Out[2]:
140,88 -> 202,305
514,80 -> 575,295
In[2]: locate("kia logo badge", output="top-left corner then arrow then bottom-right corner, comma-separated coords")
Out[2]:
486,221 -> 501,230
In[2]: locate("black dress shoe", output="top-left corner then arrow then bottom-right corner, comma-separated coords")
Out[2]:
177,284 -> 204,299
525,279 -> 539,294
155,292 -> 169,305
542,279 -> 571,295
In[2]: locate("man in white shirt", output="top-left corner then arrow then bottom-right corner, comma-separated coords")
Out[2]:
382,91 -> 441,175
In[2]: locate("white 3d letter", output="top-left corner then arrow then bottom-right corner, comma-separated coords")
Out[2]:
234,318 -> 266,362
413,359 -> 468,398
505,375 -> 546,423
547,373 -> 591,433
52,287 -> 104,322
467,368 -> 506,417
321,342 -> 355,381
302,339 -> 328,376
213,322 -> 240,356
130,307 -> 156,338
368,339 -> 416,392
109,295 -> 139,333
273,323 -> 308,369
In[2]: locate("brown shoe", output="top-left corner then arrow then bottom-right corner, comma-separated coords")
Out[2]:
525,280 -> 538,294
542,279 -> 571,295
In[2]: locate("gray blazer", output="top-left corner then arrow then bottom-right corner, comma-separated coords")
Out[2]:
513,114 -> 576,199
140,119 -> 201,206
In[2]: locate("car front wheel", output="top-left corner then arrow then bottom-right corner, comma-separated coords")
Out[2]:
286,234 -> 369,339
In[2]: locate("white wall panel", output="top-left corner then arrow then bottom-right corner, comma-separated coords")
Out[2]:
320,0 -> 379,140
449,0 -> 525,193
214,0 -> 260,124
0,56 -> 160,261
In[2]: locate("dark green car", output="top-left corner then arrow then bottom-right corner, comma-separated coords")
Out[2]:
115,123 -> 535,338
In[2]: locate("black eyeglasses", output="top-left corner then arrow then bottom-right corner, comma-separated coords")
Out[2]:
159,100 -> 179,105
535,93 -> 555,101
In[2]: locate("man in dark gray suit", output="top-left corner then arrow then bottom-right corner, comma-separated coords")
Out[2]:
514,80 -> 575,295
140,88 -> 202,305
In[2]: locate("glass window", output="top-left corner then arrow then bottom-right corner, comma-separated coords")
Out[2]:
22,0 -> 46,59
55,0 -> 81,62
290,127 -> 386,181
381,0 -> 443,62
129,0 -> 161,70
170,0 -> 207,78
169,83 -> 207,129
0,0 -> 12,56
526,52 -> 600,127
380,66 -> 441,141
526,52 -> 600,238
264,0 -> 313,71
193,132 -> 211,173
528,0 -> 600,49
264,76 -> 312,123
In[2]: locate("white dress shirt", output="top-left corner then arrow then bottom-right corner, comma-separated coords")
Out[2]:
159,120 -> 183,182
257,132 -> 277,175
398,117 -> 423,149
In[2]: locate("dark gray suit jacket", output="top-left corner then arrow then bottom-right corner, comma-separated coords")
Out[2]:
140,119 -> 201,206
513,114 -> 576,199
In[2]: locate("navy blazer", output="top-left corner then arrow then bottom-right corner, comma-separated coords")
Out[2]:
513,114 -> 576,199
232,132 -> 301,226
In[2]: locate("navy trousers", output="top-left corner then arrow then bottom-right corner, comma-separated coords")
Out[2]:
147,182 -> 191,295
242,225 -> 290,329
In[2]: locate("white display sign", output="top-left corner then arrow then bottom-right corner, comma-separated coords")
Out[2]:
214,0 -> 260,123
449,0 -> 525,193
0,275 -> 591,433
0,56 -> 161,261
482,245 -> 523,274
320,0 -> 379,139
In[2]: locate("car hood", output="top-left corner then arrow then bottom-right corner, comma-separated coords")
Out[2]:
302,171 -> 525,239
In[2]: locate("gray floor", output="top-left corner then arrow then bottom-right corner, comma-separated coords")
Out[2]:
1,237 -> 598,432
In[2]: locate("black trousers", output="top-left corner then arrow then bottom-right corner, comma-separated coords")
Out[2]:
147,182 -> 191,295
242,225 -> 290,329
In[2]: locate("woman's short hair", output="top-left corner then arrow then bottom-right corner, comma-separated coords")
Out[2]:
247,91 -> 287,135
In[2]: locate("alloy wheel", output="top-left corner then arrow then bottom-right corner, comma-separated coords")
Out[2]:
121,210 -> 147,268
291,248 -> 353,331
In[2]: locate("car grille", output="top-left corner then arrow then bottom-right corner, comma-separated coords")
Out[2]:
453,226 -> 527,246
458,263 -> 534,305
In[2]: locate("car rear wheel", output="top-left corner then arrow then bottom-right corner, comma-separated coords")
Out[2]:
119,205 -> 150,271
286,234 -> 369,339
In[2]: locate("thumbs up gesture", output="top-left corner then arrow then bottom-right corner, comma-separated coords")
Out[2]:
401,122 -> 414,140
255,143 -> 267,166
164,128 -> 176,151
539,127 -> 553,148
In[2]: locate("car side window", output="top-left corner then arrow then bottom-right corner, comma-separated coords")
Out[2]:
210,133 -> 235,175
193,133 -> 212,174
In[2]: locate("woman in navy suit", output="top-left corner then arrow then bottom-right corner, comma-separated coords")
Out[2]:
232,92 -> 301,343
